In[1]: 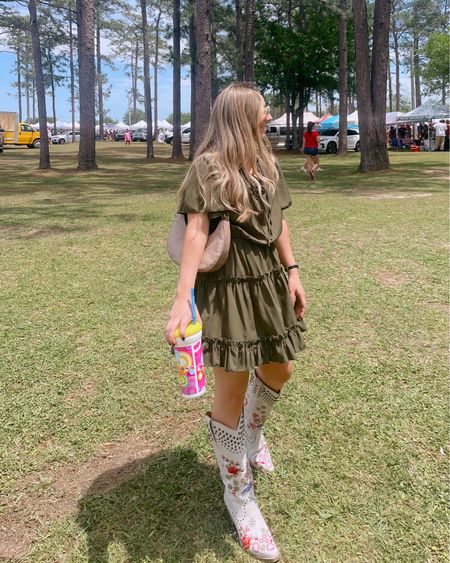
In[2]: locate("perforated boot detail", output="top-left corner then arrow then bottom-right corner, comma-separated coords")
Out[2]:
205,412 -> 280,562
244,370 -> 280,473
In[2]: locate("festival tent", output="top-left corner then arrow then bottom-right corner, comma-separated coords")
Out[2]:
181,121 -> 191,128
318,115 -> 339,128
269,112 -> 320,126
318,112 -> 334,122
31,122 -> 57,130
130,120 -> 147,130
396,100 -> 449,122
347,110 -> 359,124
115,121 -> 128,130
386,111 -> 405,125
158,119 -> 173,130
129,119 -> 174,130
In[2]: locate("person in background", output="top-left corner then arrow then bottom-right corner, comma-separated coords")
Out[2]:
388,126 -> 397,149
302,121 -> 320,180
444,119 -> 450,151
433,120 -> 446,151
397,124 -> 406,149
124,129 -> 132,147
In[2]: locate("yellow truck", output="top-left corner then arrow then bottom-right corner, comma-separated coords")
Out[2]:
0,112 -> 41,148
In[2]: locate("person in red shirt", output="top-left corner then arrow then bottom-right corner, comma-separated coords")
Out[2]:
302,121 -> 320,180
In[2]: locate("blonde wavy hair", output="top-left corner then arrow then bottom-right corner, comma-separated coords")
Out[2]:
177,83 -> 279,222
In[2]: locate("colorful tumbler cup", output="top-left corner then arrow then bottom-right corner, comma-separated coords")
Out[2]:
174,322 -> 206,399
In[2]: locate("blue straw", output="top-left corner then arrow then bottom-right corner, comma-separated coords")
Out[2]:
191,288 -> 196,324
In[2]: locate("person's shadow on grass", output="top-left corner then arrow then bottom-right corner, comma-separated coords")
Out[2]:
76,447 -> 239,562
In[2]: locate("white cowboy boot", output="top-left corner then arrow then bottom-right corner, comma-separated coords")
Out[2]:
205,412 -> 280,562
244,370 -> 280,473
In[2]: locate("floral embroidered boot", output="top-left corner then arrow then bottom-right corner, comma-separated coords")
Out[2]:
205,412 -> 280,562
244,370 -> 280,473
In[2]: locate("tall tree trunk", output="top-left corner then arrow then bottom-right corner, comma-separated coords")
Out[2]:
292,96 -> 299,151
211,2 -> 219,102
352,0 -> 391,172
153,10 -> 161,141
387,59 -> 393,111
315,91 -> 319,115
69,8 -> 76,142
32,71 -> 36,123
28,0 -> 50,169
140,0 -> 154,159
393,25 -> 400,111
410,50 -> 415,109
17,47 -> 22,122
172,0 -> 183,158
76,0 -> 97,170
285,95 -> 291,150
290,93 -> 296,150
48,53 -> 57,134
193,0 -> 212,155
189,0 -> 196,160
413,31 -> 421,107
442,81 -> 446,106
26,66 -> 30,122
328,90 -> 335,113
244,0 -> 254,82
133,42 -> 138,117
96,21 -> 104,141
235,0 -> 244,80
338,0 -> 348,156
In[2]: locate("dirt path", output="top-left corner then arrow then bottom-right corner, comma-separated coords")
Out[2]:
0,412 -> 201,560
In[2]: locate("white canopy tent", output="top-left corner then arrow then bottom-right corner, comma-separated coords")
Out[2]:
269,112 -> 320,126
129,119 -> 174,131
386,111 -> 405,125
397,100 -> 449,122
158,119 -> 173,130
130,120 -> 147,130
347,110 -> 359,124
32,122 -> 54,129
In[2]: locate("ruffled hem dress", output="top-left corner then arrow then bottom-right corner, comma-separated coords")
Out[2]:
177,153 -> 306,373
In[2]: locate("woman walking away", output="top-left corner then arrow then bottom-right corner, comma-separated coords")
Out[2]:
165,83 -> 307,562
302,121 -> 320,180
124,128 -> 132,147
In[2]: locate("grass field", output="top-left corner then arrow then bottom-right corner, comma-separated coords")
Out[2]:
0,142 -> 448,562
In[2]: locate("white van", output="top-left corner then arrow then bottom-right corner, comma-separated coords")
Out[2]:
266,125 -> 289,148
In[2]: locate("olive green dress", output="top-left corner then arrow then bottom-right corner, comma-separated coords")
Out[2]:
178,153 -> 306,373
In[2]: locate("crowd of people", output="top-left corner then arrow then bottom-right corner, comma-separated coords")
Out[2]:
388,119 -> 450,151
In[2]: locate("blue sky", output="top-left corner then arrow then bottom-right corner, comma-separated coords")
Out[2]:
0,50 -> 193,123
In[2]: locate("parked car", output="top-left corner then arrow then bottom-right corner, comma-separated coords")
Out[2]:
132,128 -> 147,142
318,128 -> 360,153
164,127 -> 191,145
0,127 -> 4,153
51,131 -> 80,144
266,124 -> 290,148
115,130 -> 126,141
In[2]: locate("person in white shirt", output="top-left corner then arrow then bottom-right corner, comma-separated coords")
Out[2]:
433,120 -> 446,151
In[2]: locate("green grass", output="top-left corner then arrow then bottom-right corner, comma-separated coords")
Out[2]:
0,142 -> 448,562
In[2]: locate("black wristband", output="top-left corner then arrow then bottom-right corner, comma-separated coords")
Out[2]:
286,264 -> 299,271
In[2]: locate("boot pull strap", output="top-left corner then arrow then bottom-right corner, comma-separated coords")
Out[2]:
207,415 -> 218,444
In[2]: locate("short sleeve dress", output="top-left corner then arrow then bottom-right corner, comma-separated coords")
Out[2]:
177,153 -> 306,373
